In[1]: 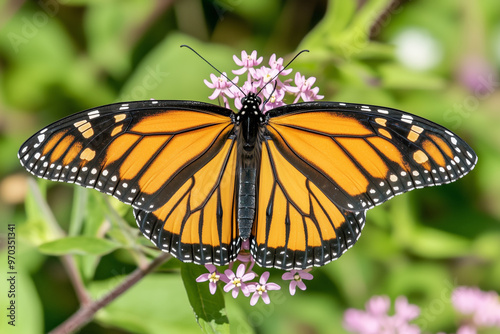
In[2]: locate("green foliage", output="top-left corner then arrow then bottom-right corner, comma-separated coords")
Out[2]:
1,0 -> 499,333
89,274 -> 201,333
181,264 -> 230,334
38,236 -> 120,256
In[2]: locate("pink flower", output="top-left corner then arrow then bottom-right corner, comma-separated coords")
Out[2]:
365,295 -> 391,316
394,296 -> 420,321
344,308 -> 381,334
206,50 -> 323,113
458,56 -> 497,94
222,263 -> 256,298
262,87 -> 286,112
281,269 -> 313,295
254,66 -> 280,88
233,50 -> 263,79
254,55 -> 293,93
452,286 -> 484,315
264,54 -> 294,92
288,72 -> 324,103
452,286 -> 500,328
268,54 -> 292,76
204,73 -> 238,100
456,325 -> 477,334
235,249 -> 255,273
247,271 -> 281,305
195,264 -> 225,295
343,295 -> 421,334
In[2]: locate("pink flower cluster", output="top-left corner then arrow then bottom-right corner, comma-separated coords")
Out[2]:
196,241 -> 313,306
451,286 -> 500,329
204,50 -> 324,112
196,252 -> 313,306
344,287 -> 500,334
343,296 -> 420,334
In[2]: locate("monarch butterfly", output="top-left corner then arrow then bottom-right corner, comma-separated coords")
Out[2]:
18,49 -> 477,271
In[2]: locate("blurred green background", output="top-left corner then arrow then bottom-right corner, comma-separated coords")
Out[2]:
1,0 -> 499,333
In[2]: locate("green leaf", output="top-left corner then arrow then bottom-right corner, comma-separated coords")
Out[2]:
23,179 -> 64,244
68,186 -> 88,237
181,263 -> 230,334
38,236 -> 119,256
82,191 -> 108,237
301,0 -> 393,60
300,0 -> 357,49
90,273 -> 200,333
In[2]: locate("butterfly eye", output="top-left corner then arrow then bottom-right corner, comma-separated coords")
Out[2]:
241,96 -> 248,104
255,96 -> 262,105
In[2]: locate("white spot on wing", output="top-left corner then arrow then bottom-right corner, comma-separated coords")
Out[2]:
401,114 -> 413,124
88,110 -> 100,119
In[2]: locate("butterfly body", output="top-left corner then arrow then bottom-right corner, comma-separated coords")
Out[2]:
234,93 -> 266,239
18,97 -> 477,270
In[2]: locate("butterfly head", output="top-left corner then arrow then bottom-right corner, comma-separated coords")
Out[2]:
240,93 -> 263,116
235,93 -> 265,123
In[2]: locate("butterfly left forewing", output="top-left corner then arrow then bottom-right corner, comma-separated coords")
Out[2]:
134,137 -> 240,265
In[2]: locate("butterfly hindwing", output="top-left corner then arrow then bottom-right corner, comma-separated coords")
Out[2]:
134,137 -> 240,265
18,100 -> 234,213
251,138 -> 366,270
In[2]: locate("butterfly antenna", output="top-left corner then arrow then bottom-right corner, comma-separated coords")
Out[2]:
256,49 -> 309,96
181,44 -> 246,96
261,81 -> 278,110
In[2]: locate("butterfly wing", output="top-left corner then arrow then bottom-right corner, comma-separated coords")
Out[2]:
18,100 -> 234,212
18,100 -> 243,263
252,102 -> 477,270
134,137 -> 240,265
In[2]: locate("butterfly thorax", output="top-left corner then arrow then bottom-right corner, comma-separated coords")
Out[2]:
234,93 -> 265,151
234,93 -> 266,240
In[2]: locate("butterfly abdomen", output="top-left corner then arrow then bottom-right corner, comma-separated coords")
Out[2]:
237,167 -> 256,239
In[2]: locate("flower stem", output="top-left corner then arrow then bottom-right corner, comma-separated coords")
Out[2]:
48,252 -> 171,334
